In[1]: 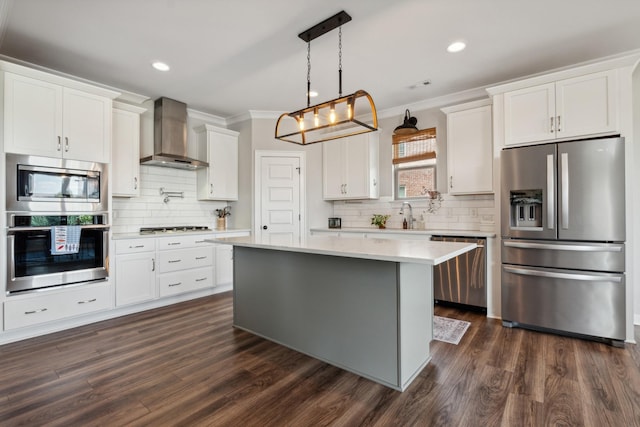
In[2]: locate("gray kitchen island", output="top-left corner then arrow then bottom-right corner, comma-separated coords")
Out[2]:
205,235 -> 476,391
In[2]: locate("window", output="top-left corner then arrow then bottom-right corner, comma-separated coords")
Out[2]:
393,127 -> 437,199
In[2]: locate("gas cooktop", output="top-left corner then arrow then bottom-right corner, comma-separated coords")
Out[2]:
139,226 -> 211,235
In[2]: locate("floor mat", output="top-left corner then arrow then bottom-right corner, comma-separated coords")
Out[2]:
433,315 -> 471,345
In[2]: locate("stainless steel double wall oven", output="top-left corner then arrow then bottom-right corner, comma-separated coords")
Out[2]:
5,154 -> 109,294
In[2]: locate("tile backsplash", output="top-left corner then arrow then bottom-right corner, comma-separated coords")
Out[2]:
332,194 -> 496,231
111,165 -> 230,234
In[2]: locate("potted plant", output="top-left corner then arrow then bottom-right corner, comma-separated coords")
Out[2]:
371,214 -> 391,229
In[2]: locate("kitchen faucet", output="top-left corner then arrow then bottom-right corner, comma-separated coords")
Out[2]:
400,202 -> 414,229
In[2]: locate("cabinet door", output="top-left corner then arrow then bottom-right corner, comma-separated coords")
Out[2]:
112,108 -> 141,196
196,127 -> 239,201
322,140 -> 346,199
216,244 -> 234,286
504,83 -> 555,145
4,72 -> 63,157
63,88 -> 111,162
447,105 -> 493,194
209,132 -> 238,200
555,70 -> 617,139
115,252 -> 156,306
344,134 -> 370,198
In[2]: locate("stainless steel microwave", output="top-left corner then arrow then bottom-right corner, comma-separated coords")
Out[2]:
6,154 -> 108,213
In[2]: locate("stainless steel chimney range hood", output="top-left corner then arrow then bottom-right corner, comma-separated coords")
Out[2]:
140,97 -> 209,170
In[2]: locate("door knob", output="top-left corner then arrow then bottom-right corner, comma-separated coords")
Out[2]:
263,225 -> 268,230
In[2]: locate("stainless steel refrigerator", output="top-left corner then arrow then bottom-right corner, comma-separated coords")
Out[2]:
501,136 -> 625,345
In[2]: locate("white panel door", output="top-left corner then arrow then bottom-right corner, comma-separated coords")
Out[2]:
260,156 -> 301,245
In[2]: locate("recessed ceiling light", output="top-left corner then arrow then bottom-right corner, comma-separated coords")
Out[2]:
447,41 -> 466,53
152,61 -> 170,71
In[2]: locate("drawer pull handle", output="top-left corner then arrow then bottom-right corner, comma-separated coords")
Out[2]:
168,259 -> 182,263
195,256 -> 207,260
130,245 -> 145,249
78,298 -> 97,304
196,277 -> 207,282
25,308 -> 48,315
169,282 -> 182,287
168,242 -> 181,246
195,240 -> 205,244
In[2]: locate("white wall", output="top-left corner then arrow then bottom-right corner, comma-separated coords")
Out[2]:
112,165 -> 228,234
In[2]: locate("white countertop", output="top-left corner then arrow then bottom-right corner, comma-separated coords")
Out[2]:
206,235 -> 476,265
310,227 -> 496,238
112,228 -> 251,240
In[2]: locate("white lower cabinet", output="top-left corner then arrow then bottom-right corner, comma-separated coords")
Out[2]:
215,244 -> 233,285
159,268 -> 215,297
4,281 -> 111,330
115,239 -> 157,307
158,247 -> 215,296
156,234 -> 216,297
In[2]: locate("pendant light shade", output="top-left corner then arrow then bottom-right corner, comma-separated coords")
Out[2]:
275,90 -> 378,144
393,109 -> 419,135
275,11 -> 378,145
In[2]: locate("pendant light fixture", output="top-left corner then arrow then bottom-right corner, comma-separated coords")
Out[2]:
393,109 -> 419,135
275,10 -> 378,145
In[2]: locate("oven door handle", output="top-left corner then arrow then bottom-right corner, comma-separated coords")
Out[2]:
7,224 -> 110,234
7,234 -> 16,282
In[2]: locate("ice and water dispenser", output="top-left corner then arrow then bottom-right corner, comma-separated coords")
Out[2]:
509,190 -> 543,229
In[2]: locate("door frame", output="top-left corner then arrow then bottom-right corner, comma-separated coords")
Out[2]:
254,150 -> 306,240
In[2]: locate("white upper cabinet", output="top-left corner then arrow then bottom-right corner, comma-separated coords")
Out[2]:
323,132 -> 379,200
503,70 -> 618,146
112,102 -> 146,197
442,99 -> 493,194
4,71 -> 113,162
195,124 -> 239,201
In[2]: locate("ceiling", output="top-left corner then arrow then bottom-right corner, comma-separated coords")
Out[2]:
1,0 -> 640,121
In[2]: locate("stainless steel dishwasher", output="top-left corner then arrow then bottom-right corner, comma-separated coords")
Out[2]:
431,236 -> 486,309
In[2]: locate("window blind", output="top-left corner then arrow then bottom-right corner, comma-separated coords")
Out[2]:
392,127 -> 437,164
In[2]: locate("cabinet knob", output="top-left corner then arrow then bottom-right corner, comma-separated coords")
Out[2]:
263,225 -> 268,230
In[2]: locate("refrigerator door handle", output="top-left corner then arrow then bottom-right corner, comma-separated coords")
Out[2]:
546,154 -> 555,230
503,241 -> 623,252
503,266 -> 622,283
560,152 -> 569,229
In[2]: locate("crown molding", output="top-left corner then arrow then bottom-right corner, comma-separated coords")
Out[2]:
187,108 -> 226,127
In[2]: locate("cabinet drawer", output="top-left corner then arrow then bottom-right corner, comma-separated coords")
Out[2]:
157,247 -> 214,273
116,238 -> 156,254
4,282 -> 111,330
159,267 -> 215,297
157,234 -> 215,250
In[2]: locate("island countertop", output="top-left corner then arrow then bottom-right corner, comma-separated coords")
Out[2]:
206,234 -> 476,265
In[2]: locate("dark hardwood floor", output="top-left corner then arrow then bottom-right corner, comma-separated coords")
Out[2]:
1,291 -> 639,426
